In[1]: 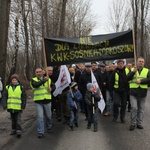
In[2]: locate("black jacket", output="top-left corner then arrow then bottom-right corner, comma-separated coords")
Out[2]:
74,69 -> 86,84
127,68 -> 150,97
84,90 -> 100,108
2,84 -> 27,112
110,67 -> 129,93
78,71 -> 92,97
106,70 -> 113,91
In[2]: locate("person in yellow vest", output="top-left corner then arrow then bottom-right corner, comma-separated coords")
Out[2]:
30,68 -> 52,138
127,57 -> 150,131
2,74 -> 27,138
110,59 -> 129,123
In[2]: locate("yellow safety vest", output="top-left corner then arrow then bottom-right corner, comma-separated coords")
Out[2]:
31,77 -> 52,101
7,85 -> 22,110
114,68 -> 129,89
130,68 -> 149,89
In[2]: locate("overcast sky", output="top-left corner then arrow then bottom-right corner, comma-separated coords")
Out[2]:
90,0 -> 113,35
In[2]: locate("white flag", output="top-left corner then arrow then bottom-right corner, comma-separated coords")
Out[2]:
53,65 -> 71,97
91,71 -> 105,113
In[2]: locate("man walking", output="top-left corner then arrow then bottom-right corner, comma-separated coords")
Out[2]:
128,57 -> 150,131
30,68 -> 52,138
110,59 -> 129,123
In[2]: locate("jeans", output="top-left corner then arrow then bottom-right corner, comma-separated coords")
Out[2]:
130,95 -> 146,126
106,90 -> 112,112
35,102 -> 52,134
69,108 -> 78,126
113,91 -> 127,119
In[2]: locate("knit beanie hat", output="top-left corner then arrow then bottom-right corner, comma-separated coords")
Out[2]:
86,83 -> 94,91
11,74 -> 19,81
69,67 -> 75,72
71,82 -> 77,88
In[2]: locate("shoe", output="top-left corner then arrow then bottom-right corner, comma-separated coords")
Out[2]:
120,118 -> 125,123
129,125 -> 135,131
16,130 -> 22,138
69,126 -> 74,131
74,123 -> 78,127
93,128 -> 98,132
112,118 -> 117,123
104,112 -> 110,116
137,125 -> 144,129
57,117 -> 61,122
87,123 -> 91,129
47,128 -> 52,133
38,133 -> 44,138
17,132 -> 21,138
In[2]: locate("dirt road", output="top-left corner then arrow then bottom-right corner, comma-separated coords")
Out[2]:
0,90 -> 36,150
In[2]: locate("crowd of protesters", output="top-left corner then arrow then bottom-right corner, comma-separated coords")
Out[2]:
1,56 -> 150,138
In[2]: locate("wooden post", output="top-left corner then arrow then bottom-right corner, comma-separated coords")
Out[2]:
132,29 -> 137,66
42,38 -> 50,90
132,28 -> 138,79
92,94 -> 95,114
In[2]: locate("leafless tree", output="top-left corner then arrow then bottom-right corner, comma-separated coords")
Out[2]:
131,0 -> 150,59
0,0 -> 11,84
106,0 -> 132,33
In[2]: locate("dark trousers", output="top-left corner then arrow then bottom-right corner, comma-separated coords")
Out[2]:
113,91 -> 127,120
87,105 -> 98,129
10,112 -> 22,131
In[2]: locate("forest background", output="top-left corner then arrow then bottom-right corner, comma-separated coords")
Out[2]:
0,0 -> 150,88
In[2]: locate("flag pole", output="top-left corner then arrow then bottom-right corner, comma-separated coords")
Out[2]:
42,37 -> 50,90
132,20 -> 138,80
132,28 -> 137,66
92,95 -> 95,114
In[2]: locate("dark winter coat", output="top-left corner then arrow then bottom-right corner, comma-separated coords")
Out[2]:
110,67 -> 129,93
127,68 -> 150,97
84,90 -> 100,108
2,83 -> 27,113
78,71 -> 100,97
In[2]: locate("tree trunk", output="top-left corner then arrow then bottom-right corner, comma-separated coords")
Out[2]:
29,0 -> 37,74
140,0 -> 144,57
22,0 -> 30,81
131,0 -> 139,59
6,16 -> 19,84
0,0 -> 11,85
59,0 -> 67,38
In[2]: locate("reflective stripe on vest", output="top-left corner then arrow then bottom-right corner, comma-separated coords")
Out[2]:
114,68 -> 129,89
130,68 -> 149,89
7,85 -> 22,110
31,77 -> 52,101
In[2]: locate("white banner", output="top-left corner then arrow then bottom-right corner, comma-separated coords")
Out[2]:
53,65 -> 71,97
91,71 -> 105,113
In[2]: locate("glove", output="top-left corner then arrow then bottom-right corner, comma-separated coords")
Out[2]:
92,103 -> 95,107
91,93 -> 95,97
72,97 -> 76,101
